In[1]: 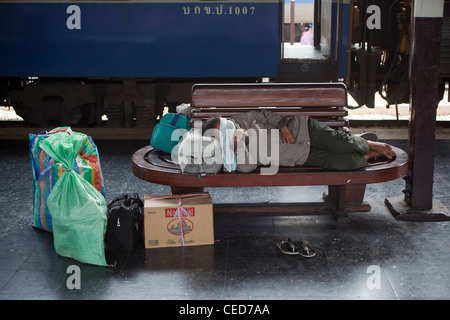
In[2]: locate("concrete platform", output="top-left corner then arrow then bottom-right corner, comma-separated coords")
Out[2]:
1,138 -> 450,302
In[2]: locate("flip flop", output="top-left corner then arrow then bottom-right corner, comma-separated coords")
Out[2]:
276,238 -> 299,255
298,240 -> 316,258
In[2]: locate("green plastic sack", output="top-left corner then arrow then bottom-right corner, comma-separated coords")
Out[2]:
40,131 -> 107,266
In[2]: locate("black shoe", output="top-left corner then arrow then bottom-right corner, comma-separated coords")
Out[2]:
355,132 -> 378,141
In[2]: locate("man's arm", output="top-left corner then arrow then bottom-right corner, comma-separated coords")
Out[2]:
281,125 -> 295,144
257,110 -> 295,144
253,109 -> 290,129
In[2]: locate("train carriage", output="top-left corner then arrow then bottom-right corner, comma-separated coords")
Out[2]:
1,0 -> 448,128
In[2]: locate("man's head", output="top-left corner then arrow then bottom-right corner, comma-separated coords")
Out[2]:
202,117 -> 221,136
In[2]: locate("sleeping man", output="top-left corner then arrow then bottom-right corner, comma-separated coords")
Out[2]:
200,110 -> 395,175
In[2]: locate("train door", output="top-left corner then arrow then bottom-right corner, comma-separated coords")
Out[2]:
278,0 -> 351,82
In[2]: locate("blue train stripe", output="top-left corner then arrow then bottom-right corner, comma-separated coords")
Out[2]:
0,1 -> 280,78
2,0 -> 280,3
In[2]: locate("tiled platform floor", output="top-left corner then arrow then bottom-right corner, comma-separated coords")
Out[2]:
1,138 -> 450,300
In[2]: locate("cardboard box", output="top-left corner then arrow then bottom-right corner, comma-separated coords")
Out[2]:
144,193 -> 214,249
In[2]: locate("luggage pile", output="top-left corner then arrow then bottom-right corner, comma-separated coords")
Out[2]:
29,127 -> 143,266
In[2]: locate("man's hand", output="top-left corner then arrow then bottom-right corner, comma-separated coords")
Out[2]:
281,125 -> 295,144
233,128 -> 248,144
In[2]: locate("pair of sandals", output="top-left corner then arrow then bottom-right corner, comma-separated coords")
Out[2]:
276,238 -> 316,258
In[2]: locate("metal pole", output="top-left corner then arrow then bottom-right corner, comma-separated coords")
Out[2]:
290,0 -> 295,45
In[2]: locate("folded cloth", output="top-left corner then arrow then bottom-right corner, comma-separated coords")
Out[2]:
219,118 -> 237,172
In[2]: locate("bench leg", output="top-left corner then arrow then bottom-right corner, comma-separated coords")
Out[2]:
324,184 -> 371,222
171,186 -> 204,195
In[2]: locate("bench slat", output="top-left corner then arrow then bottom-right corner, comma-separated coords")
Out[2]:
190,118 -> 348,128
191,83 -> 348,108
190,107 -> 348,119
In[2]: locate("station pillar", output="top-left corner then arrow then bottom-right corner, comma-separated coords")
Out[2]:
386,0 -> 450,220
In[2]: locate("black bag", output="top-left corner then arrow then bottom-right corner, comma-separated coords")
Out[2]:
106,193 -> 143,254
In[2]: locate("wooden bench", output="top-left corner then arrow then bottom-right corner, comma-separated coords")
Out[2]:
132,83 -> 408,222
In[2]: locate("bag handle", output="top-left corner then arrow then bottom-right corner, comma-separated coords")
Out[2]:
29,131 -> 48,181
170,113 -> 180,126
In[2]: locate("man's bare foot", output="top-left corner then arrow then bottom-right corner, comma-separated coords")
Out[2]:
365,150 -> 382,161
367,141 -> 395,159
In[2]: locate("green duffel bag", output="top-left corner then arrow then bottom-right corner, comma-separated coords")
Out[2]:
150,113 -> 191,154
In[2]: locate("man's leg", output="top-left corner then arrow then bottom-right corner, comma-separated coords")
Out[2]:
305,147 -> 367,170
307,117 -> 370,156
305,118 -> 395,169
